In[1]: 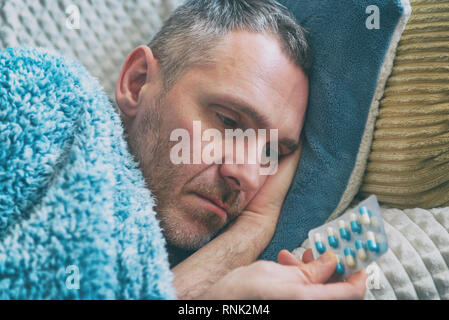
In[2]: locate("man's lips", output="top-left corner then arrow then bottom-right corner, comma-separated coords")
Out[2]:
192,192 -> 229,220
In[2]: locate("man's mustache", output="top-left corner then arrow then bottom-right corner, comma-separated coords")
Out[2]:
189,181 -> 241,217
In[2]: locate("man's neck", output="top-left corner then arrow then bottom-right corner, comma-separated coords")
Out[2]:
166,243 -> 194,268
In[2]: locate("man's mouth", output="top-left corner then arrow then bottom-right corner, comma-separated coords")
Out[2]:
192,192 -> 230,221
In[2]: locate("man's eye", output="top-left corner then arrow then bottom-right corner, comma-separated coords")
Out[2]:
217,113 -> 238,128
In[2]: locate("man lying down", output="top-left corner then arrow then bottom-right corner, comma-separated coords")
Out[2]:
116,0 -> 366,299
0,0 -> 366,299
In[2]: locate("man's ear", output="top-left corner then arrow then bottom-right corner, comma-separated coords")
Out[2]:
115,45 -> 159,118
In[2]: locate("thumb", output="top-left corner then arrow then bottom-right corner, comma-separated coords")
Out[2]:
277,249 -> 301,266
298,251 -> 338,284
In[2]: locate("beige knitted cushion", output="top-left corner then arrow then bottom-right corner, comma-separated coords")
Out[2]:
359,0 -> 449,208
0,0 -> 183,98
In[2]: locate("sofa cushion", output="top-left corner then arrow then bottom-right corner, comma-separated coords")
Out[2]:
359,0 -> 449,208
0,0 -> 183,97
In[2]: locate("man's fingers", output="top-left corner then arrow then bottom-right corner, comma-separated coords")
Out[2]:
301,248 -> 314,263
278,249 -> 338,284
347,269 -> 368,294
277,249 -> 300,266
305,270 -> 368,300
277,248 -> 313,265
297,251 -> 337,284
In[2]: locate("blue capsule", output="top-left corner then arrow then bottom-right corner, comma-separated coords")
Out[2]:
355,240 -> 366,250
350,213 -> 362,234
360,206 -> 373,216
344,247 -> 356,268
359,206 -> 371,226
335,256 -> 345,275
355,240 -> 368,261
314,233 -> 326,254
338,220 -> 351,241
366,231 -> 379,252
326,227 -> 339,248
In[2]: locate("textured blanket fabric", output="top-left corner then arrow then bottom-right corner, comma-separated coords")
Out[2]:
0,47 -> 175,299
295,204 -> 449,299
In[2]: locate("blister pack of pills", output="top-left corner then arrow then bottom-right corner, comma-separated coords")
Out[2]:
308,195 -> 389,279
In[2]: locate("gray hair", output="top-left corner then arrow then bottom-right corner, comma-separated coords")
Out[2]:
148,0 -> 311,91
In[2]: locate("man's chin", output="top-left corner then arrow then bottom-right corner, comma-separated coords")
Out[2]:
159,217 -> 219,251
157,205 -> 227,250
165,230 -> 213,251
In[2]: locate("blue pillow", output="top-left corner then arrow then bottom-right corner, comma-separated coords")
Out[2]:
261,0 -> 411,260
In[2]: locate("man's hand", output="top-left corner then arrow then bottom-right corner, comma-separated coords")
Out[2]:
226,141 -> 304,256
172,146 -> 302,299
198,249 -> 367,300
220,141 -> 304,261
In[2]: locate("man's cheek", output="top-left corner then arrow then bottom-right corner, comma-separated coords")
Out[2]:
243,189 -> 260,209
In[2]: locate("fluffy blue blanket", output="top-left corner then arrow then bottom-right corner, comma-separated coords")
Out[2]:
0,47 -> 175,299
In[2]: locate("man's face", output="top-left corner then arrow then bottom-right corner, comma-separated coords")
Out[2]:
118,31 -> 309,250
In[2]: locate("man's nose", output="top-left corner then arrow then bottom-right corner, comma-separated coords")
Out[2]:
218,137 -> 263,192
219,162 -> 261,192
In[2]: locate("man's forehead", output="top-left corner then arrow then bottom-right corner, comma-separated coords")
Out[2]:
212,31 -> 295,81
172,30 -> 309,142
211,32 -> 307,107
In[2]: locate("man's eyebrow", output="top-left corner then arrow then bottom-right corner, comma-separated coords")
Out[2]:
211,93 -> 272,129
211,93 -> 301,152
279,137 -> 301,153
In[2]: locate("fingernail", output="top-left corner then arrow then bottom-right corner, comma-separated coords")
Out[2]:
318,251 -> 336,264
